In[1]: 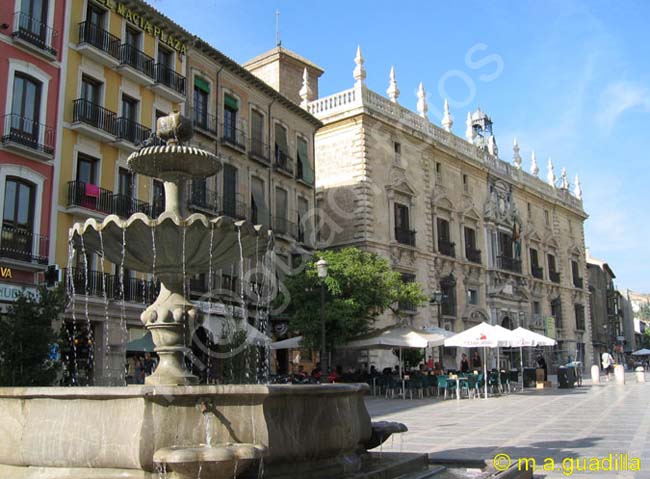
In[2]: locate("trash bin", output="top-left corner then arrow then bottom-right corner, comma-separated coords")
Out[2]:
523,367 -> 537,388
557,366 -> 575,389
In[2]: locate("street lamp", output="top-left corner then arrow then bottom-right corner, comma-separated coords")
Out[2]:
429,290 -> 444,367
316,258 -> 329,374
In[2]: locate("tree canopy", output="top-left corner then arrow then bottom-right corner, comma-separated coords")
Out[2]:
0,286 -> 64,387
281,248 -> 428,351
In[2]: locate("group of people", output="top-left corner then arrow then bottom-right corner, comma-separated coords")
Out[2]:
458,351 -> 483,373
126,353 -> 156,384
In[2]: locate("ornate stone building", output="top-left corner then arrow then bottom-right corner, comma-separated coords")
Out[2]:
303,47 -> 592,369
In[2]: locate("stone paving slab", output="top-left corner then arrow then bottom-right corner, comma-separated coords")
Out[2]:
366,375 -> 649,479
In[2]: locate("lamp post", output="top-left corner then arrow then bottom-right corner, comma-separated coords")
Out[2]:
430,290 -> 443,366
316,258 -> 329,374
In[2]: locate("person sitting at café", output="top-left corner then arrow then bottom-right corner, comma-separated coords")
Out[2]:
433,362 -> 444,375
471,351 -> 482,369
311,362 -> 322,381
460,353 -> 470,373
369,365 -> 379,377
327,365 -> 343,383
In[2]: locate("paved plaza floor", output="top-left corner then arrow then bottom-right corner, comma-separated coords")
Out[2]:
366,374 -> 649,478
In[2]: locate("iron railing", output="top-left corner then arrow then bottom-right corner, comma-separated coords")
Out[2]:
67,180 -> 114,214
438,239 -> 455,257
497,255 -> 522,273
112,193 -> 151,217
189,106 -> 217,134
78,21 -> 119,59
274,148 -> 294,175
273,217 -> 296,237
221,123 -> 246,150
1,113 -> 54,155
550,271 -> 561,284
573,276 -> 584,288
153,63 -> 186,95
12,11 -> 58,56
64,268 -> 160,303
465,246 -> 481,264
72,98 -> 117,135
116,117 -> 151,145
220,194 -> 247,220
0,223 -> 48,265
532,265 -> 544,280
187,183 -> 220,215
249,137 -> 270,163
119,43 -> 154,78
395,227 -> 416,246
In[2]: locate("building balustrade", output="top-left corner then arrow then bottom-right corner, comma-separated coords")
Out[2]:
395,227 -> 416,246
1,113 -> 54,156
12,11 -> 58,56
0,223 -> 49,265
497,255 -> 522,273
118,43 -> 154,78
153,63 -> 186,96
78,21 -> 119,59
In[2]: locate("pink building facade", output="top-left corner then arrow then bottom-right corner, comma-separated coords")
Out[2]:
0,0 -> 66,306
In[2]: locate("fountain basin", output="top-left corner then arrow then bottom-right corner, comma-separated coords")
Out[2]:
128,144 -> 221,181
153,443 -> 265,479
70,212 -> 267,275
0,384 -> 372,478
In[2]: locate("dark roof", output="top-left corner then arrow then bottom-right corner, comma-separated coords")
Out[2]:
134,0 -> 322,128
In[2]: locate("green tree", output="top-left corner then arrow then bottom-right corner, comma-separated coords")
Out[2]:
0,286 -> 65,386
282,248 -> 428,351
637,304 -> 650,349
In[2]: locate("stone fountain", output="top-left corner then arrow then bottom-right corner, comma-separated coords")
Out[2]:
0,114 -> 417,479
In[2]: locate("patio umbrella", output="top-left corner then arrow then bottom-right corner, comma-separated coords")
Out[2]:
420,325 -> 455,346
511,327 -> 556,390
632,348 -> 650,356
126,332 -> 155,353
340,326 -> 429,349
270,336 -> 303,350
489,324 -> 521,391
202,317 -> 272,346
444,322 -> 501,399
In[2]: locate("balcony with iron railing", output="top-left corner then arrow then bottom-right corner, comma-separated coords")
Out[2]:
532,265 -> 544,280
116,117 -> 151,149
395,227 -> 416,247
186,184 -> 221,215
274,147 -> 294,176
399,300 -> 417,313
77,21 -> 120,65
152,63 -> 186,101
72,98 -> 118,141
66,181 -> 154,219
497,255 -> 522,273
249,137 -> 270,164
465,246 -> 481,264
64,267 -> 160,304
220,123 -> 246,152
220,194 -> 247,220
441,300 -> 456,317
1,113 -> 54,160
573,276 -> 584,288
550,270 -> 561,284
438,239 -> 455,257
273,217 -> 297,238
118,44 -> 154,84
296,158 -> 315,186
0,223 -> 48,266
12,11 -> 58,57
189,106 -> 217,135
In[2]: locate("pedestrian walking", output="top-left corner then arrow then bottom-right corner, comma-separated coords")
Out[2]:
601,351 -> 615,381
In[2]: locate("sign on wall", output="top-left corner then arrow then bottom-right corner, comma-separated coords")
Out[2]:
0,282 -> 38,302
545,316 -> 557,339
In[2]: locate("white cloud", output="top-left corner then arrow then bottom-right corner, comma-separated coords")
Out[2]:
596,81 -> 650,131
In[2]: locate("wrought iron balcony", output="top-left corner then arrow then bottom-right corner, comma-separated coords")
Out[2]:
1,113 -> 54,156
78,21 -> 119,59
72,98 -> 117,136
64,268 -> 159,304
66,181 -> 153,219
532,265 -> 544,280
116,117 -> 151,146
189,106 -> 217,134
273,217 -> 297,238
221,123 -> 246,151
186,183 -> 221,215
153,63 -> 186,96
220,194 -> 247,220
399,300 -> 417,313
550,271 -> 561,284
395,227 -> 416,246
150,198 -> 165,217
497,255 -> 522,273
12,12 -> 58,56
573,276 -> 584,288
0,223 -> 48,265
112,194 -> 151,218
249,137 -> 270,164
274,148 -> 294,175
441,301 -> 456,317
118,44 -> 154,78
465,246 -> 481,264
438,239 -> 455,257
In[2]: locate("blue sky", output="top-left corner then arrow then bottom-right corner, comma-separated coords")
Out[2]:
155,0 -> 650,291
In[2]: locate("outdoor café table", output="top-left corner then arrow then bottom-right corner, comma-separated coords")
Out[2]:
448,376 -> 469,401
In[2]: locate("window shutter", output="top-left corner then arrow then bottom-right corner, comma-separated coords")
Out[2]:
194,76 -> 210,93
224,94 -> 239,110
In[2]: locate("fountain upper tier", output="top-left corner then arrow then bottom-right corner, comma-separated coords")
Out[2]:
71,213 -> 267,276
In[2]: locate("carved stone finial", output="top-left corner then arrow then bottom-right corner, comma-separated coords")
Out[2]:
416,82 -> 428,119
513,137 -> 521,169
156,112 -> 193,145
530,150 -> 539,176
465,112 -> 474,142
442,99 -> 453,132
561,167 -> 569,189
547,158 -> 556,187
299,67 -> 312,109
353,45 -> 366,87
387,66 -> 400,103
574,174 -> 583,200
